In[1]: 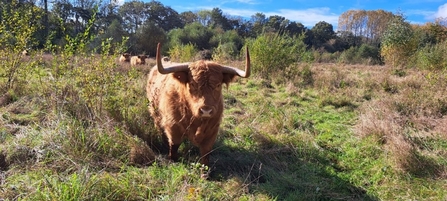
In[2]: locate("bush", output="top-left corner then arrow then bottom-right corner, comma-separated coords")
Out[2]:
414,41 -> 447,70
245,33 -> 307,78
168,43 -> 197,62
0,0 -> 42,93
212,42 -> 238,62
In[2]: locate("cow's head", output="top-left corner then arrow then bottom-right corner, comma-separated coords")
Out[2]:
138,55 -> 147,63
121,53 -> 131,61
156,43 -> 250,119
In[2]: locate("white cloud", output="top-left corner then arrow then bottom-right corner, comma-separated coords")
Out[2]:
222,7 -> 339,28
434,3 -> 447,18
265,8 -> 339,27
113,0 -> 125,6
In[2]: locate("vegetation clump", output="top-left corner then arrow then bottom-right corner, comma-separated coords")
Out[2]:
1,0 -> 447,200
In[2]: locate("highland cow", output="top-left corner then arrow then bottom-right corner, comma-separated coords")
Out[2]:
131,55 -> 147,66
119,53 -> 131,62
146,43 -> 250,165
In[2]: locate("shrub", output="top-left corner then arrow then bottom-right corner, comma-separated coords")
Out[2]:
212,42 -> 238,63
168,43 -> 197,62
380,15 -> 417,67
0,0 -> 42,92
414,41 -> 447,70
245,33 -> 307,78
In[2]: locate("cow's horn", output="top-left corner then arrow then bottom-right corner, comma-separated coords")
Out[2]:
156,43 -> 189,74
221,45 -> 250,78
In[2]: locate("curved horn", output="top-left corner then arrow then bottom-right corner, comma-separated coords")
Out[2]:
156,43 -> 189,74
221,45 -> 250,78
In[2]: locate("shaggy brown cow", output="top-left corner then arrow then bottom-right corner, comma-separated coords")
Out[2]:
22,49 -> 29,56
119,53 -> 131,62
162,56 -> 170,62
146,43 -> 250,166
131,55 -> 147,66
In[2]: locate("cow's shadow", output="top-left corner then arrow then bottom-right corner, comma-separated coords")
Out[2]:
197,129 -> 379,201
139,123 -> 378,200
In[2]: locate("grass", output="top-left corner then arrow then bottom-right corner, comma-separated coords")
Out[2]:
0,52 -> 447,200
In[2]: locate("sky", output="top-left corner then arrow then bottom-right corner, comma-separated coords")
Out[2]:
127,0 -> 447,29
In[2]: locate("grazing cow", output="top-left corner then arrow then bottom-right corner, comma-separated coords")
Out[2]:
22,49 -> 29,56
119,53 -> 131,62
146,43 -> 250,166
131,55 -> 147,66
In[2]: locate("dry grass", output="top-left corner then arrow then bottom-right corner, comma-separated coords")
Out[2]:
354,66 -> 447,176
1,52 -> 447,200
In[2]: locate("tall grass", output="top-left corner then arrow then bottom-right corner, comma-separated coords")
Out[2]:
1,2 -> 447,200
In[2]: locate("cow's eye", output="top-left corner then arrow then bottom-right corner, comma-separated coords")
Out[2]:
215,84 -> 222,90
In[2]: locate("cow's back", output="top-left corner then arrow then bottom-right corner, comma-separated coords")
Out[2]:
146,67 -> 185,130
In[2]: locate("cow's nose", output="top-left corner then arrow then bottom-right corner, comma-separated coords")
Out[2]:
199,106 -> 213,117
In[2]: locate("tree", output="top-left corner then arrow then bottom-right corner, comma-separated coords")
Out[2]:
250,12 -> 267,37
168,22 -> 213,50
197,10 -> 212,27
285,21 -> 306,37
180,11 -> 197,24
146,1 -> 183,31
265,15 -> 286,33
210,8 -> 232,31
338,9 -> 394,46
311,21 -> 335,49
380,14 -> 416,67
104,19 -> 128,47
118,0 -> 147,33
134,20 -> 166,55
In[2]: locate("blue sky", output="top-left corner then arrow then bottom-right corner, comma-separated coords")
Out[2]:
135,0 -> 447,29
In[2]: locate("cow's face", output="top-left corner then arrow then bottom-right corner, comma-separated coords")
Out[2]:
121,54 -> 131,61
175,61 -> 236,118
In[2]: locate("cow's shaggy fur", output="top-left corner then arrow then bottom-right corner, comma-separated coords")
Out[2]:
131,55 -> 147,66
146,61 -> 240,165
119,53 -> 131,62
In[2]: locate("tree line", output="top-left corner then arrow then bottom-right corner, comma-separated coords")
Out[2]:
1,0 -> 447,67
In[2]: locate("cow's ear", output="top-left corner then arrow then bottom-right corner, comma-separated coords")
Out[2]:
172,72 -> 188,83
222,73 -> 237,86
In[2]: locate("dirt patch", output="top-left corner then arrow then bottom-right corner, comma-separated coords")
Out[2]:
0,152 -> 8,171
130,144 -> 156,166
0,93 -> 12,107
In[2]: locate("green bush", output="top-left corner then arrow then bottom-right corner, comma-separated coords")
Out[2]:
168,43 -> 197,62
0,0 -> 42,92
338,46 -> 357,64
337,44 -> 381,65
414,41 -> 447,70
245,33 -> 307,78
212,42 -> 238,62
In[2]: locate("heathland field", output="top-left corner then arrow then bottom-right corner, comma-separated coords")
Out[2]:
1,1 -> 447,199
1,50 -> 446,200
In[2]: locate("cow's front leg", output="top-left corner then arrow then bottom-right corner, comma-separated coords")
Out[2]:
197,129 -> 219,166
169,143 -> 180,162
166,127 -> 183,162
199,145 -> 211,166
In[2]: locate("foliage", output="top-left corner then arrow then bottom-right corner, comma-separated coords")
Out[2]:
2,2 -> 447,200
310,21 -> 336,49
133,20 -> 166,55
338,44 -> 382,65
168,22 -> 214,50
212,42 -> 238,62
338,10 -> 394,46
168,43 -> 197,62
0,0 -> 43,92
246,33 -> 307,78
380,14 -> 417,67
209,29 -> 243,51
414,40 -> 447,70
